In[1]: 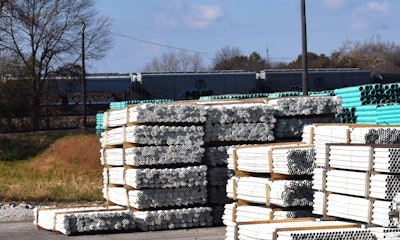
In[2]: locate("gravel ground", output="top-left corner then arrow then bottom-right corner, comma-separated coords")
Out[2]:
0,202 -> 36,222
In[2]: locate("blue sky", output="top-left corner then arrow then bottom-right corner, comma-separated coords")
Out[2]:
91,0 -> 400,73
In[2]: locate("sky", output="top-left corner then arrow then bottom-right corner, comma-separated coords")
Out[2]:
91,0 -> 400,73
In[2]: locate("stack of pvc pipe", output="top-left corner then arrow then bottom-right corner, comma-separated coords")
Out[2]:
226,176 -> 313,207
370,174 -> 400,200
223,203 -> 312,224
371,199 -> 396,227
227,143 -> 314,174
134,207 -> 213,231
124,145 -> 204,166
124,165 -> 207,189
334,83 -> 400,124
377,104 -> 400,125
369,227 -> 400,240
125,125 -> 204,146
269,96 -> 342,139
34,205 -> 135,235
269,96 -> 343,116
374,147 -> 400,172
104,108 -> 128,127
326,169 -> 369,197
326,194 -> 371,223
100,148 -> 124,166
237,220 -> 369,240
204,104 -> 276,142
128,104 -> 207,123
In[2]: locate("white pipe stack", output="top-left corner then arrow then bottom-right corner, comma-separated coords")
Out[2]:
276,227 -> 375,240
227,143 -> 314,174
34,205 -> 135,235
204,104 -> 276,143
268,96 -> 343,117
370,174 -> 400,200
134,207 -> 213,231
128,186 -> 207,209
326,194 -> 370,223
227,176 -> 313,207
374,147 -> 400,173
369,227 -> 400,240
104,109 -> 128,127
124,145 -> 204,166
128,104 -> 207,124
328,145 -> 372,171
125,125 -> 204,146
124,165 -> 207,189
100,148 -> 124,166
326,169 -> 369,197
237,220 -> 361,240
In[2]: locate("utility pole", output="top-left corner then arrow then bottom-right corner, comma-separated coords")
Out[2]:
301,0 -> 308,96
81,21 -> 87,131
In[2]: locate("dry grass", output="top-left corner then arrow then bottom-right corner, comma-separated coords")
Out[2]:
0,134 -> 103,204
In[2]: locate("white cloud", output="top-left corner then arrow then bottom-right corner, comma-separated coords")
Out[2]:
186,5 -> 223,29
366,1 -> 389,14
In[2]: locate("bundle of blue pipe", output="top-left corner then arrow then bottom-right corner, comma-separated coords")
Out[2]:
334,83 -> 400,125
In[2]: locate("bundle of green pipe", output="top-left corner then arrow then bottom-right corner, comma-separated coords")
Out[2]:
334,83 -> 400,124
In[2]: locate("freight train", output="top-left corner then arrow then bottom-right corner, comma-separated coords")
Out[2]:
55,69 -> 384,105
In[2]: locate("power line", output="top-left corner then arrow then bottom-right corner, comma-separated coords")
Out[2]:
111,32 -> 213,56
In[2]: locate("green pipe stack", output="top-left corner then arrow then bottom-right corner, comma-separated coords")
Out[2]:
334,83 -> 400,124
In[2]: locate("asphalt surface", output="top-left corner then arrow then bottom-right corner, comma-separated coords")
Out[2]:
0,221 -> 226,240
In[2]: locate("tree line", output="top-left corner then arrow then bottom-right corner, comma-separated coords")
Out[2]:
143,35 -> 400,76
1,1 -> 400,132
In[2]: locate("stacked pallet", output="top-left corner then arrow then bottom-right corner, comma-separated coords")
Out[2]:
313,142 -> 400,227
34,205 -> 135,235
302,124 -> 400,216
100,103 -> 213,231
223,142 -> 316,240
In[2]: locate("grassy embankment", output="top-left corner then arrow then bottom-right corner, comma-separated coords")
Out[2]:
0,132 -> 103,204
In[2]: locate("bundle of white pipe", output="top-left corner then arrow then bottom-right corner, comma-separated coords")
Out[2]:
223,203 -> 312,224
328,145 -> 371,171
204,122 -> 275,142
224,221 -> 238,240
205,104 -> 275,124
103,167 -> 124,185
124,165 -> 207,189
134,207 -> 213,231
372,199 -> 396,227
124,145 -> 204,166
369,227 -> 400,240
128,186 -> 207,209
100,148 -> 124,166
326,193 -> 370,223
312,168 -> 326,191
374,147 -> 400,173
226,143 -> 311,173
326,169 -> 369,197
228,176 -> 313,207
312,191 -> 326,215
104,187 -> 129,206
129,104 -> 207,123
237,220 -> 359,240
125,125 -> 204,146
277,227 -> 375,240
34,206 -> 135,235
100,127 -> 125,147
370,174 -> 400,200
271,147 -> 315,175
104,108 -> 128,127
268,96 -> 343,116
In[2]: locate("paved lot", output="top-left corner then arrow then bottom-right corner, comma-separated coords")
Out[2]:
0,221 -> 226,240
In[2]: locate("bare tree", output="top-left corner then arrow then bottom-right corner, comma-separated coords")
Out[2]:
142,50 -> 206,72
212,46 -> 243,67
330,35 -> 400,74
0,0 -> 113,130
